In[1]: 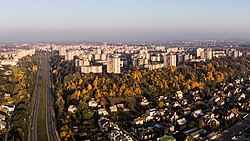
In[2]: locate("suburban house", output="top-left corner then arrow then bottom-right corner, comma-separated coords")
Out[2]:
140,97 -> 149,106
0,114 -> 6,121
177,118 -> 187,126
110,105 -> 117,112
1,104 -> 15,112
0,121 -> 7,130
68,105 -> 77,113
88,98 -> 98,107
176,91 -> 183,99
98,108 -> 108,116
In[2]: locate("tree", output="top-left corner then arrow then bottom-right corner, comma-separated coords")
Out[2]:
207,63 -> 215,72
158,101 -> 164,108
126,98 -> 136,109
60,130 -> 67,139
109,89 -> 116,97
119,85 -> 126,93
69,90 -> 80,102
134,87 -> 141,95
198,120 -> 205,129
87,84 -> 92,91
77,100 -> 88,111
13,84 -> 22,95
56,96 -> 65,117
82,89 -> 88,95
215,71 -> 224,82
188,121 -> 195,128
79,79 -> 83,85
102,85 -> 107,91
207,71 -> 214,81
82,109 -> 94,120
113,83 -> 118,91
4,83 -> 15,94
92,77 -> 98,89
64,73 -> 73,84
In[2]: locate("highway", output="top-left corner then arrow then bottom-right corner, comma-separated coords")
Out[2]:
45,54 -> 60,141
28,58 -> 42,141
214,113 -> 250,141
28,53 -> 60,141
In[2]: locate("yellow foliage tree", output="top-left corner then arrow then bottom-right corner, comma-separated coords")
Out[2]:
158,101 -> 164,108
113,83 -> 118,91
171,66 -> 177,72
82,89 -> 88,95
70,82 -> 76,89
207,63 -> 215,72
134,87 -> 141,95
87,84 -> 92,91
207,72 -> 214,81
70,90 -> 80,101
215,71 -> 224,82
79,79 -> 83,85
198,120 -> 205,128
119,85 -> 125,93
102,85 -> 107,91
60,130 -> 67,139
191,82 -> 199,89
93,77 -> 98,89
109,89 -> 116,97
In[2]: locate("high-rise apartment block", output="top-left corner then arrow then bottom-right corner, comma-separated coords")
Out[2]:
204,48 -> 213,60
195,48 -> 204,58
164,53 -> 177,67
107,55 -> 121,73
59,46 -> 67,56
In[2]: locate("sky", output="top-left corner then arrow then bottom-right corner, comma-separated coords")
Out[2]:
0,0 -> 250,42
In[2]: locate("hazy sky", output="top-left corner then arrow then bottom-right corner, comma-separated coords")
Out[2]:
1,0 -> 250,42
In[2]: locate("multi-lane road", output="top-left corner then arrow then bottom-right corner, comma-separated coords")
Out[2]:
215,114 -> 250,141
28,53 -> 59,141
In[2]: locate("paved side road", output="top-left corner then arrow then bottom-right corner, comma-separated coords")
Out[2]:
214,114 -> 250,141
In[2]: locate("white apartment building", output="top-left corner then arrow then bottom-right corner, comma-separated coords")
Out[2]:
213,50 -> 226,58
59,46 -> 67,56
65,51 -> 73,61
151,54 -> 161,62
204,48 -> 213,60
132,48 -> 150,67
184,53 -> 192,61
164,53 -> 177,67
0,48 -> 35,66
81,66 -> 102,73
107,55 -> 121,73
176,53 -> 185,64
145,63 -> 164,70
100,54 -> 107,61
94,54 -> 101,60
227,48 -> 242,58
195,48 -> 204,58
132,57 -> 149,67
166,47 -> 178,53
51,44 -> 59,51
93,47 -> 102,54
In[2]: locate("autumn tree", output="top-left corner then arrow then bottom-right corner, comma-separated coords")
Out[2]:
158,101 -> 164,108
56,95 -> 65,117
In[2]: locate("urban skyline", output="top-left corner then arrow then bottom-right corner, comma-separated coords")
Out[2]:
0,1 -> 250,141
1,0 -> 250,42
